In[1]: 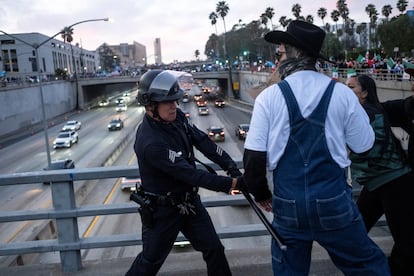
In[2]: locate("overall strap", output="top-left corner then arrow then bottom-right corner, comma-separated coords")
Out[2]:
278,80 -> 303,126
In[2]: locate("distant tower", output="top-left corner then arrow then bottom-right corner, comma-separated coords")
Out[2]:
154,38 -> 162,64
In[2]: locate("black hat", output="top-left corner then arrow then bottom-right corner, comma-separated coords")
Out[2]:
264,20 -> 328,61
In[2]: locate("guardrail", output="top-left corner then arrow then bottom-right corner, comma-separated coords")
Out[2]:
0,163 -> 258,272
0,162 -> 384,273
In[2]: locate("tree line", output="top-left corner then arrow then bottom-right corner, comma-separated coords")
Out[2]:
201,0 -> 414,65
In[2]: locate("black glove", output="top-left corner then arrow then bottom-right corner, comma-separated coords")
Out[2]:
235,176 -> 246,191
229,176 -> 246,195
227,166 -> 242,178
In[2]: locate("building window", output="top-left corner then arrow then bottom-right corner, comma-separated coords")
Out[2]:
10,49 -> 19,72
29,57 -> 37,72
0,39 -> 15,45
2,50 -> 10,72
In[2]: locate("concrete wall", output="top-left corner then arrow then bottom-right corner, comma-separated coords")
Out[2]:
236,71 -> 412,104
1,72 -> 411,138
0,81 -> 75,135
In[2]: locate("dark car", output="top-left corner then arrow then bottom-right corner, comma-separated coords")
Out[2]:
207,126 -> 225,142
235,124 -> 250,140
108,118 -> 124,131
214,98 -> 226,108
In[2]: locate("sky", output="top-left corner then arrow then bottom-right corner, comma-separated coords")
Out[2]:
1,0 -> 413,63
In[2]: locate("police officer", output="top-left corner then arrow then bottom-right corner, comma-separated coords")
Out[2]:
126,70 -> 242,276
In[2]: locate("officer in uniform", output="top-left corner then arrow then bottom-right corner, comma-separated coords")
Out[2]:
126,70 -> 242,276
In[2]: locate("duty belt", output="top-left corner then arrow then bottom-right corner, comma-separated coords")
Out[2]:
138,187 -> 198,215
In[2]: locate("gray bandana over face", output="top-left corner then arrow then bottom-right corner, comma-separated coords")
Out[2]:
277,56 -> 317,80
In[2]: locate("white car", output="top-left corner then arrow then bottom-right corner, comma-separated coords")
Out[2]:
116,103 -> 127,112
98,100 -> 109,107
62,120 -> 81,131
53,131 -> 79,148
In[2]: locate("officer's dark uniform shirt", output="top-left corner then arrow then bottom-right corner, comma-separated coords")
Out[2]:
134,108 -> 233,195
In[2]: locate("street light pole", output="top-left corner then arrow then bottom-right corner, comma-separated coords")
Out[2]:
0,18 -> 108,168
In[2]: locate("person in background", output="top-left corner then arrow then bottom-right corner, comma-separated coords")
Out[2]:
242,20 -> 390,275
382,67 -> 414,169
125,70 -> 243,276
346,74 -> 414,275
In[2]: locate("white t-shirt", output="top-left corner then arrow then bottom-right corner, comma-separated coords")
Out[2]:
244,70 -> 374,170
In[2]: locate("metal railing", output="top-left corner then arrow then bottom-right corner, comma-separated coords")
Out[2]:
0,163 -> 265,272
0,162 -> 385,273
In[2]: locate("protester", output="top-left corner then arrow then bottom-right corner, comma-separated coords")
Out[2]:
125,70 -> 242,276
346,74 -> 414,275
242,20 -> 390,275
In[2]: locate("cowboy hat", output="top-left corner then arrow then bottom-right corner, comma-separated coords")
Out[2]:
264,20 -> 329,61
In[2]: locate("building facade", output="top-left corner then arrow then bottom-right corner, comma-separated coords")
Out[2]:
97,41 -> 146,74
154,38 -> 162,64
0,32 -> 100,81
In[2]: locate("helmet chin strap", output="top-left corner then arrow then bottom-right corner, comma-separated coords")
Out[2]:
149,102 -> 169,123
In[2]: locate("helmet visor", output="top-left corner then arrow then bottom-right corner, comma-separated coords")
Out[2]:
148,71 -> 183,102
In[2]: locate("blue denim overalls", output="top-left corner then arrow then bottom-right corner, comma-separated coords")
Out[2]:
271,80 -> 390,275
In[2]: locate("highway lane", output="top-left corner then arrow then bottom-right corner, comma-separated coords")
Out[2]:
1,85 -> 273,266
0,91 -> 144,266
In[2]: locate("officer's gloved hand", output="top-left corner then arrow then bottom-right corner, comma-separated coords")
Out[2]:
227,165 -> 242,178
229,176 -> 246,195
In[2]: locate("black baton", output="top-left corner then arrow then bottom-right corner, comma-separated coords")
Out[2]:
242,190 -> 287,251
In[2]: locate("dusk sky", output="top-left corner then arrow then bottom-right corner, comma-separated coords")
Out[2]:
1,0 -> 413,63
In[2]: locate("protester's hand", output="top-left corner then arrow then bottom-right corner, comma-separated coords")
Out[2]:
229,176 -> 245,195
257,198 -> 272,212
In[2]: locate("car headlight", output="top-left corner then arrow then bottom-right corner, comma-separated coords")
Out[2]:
116,123 -> 121,127
108,124 -> 111,128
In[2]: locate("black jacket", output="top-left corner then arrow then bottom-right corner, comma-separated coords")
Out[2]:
134,109 -> 235,195
382,96 -> 414,169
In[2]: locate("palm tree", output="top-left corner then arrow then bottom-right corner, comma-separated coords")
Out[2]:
209,12 -> 219,58
292,3 -> 302,20
260,13 -> 269,28
215,1 -> 236,97
61,27 -> 74,43
209,12 -> 218,35
356,23 -> 367,48
331,10 -> 340,37
279,16 -> 289,29
194,49 -> 200,60
317,7 -> 327,30
397,0 -> 408,14
381,5 -> 393,21
305,15 -> 314,23
365,4 -> 379,49
61,27 -> 75,74
336,0 -> 349,45
265,7 -> 275,29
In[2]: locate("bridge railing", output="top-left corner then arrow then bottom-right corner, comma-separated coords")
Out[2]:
0,162 -> 383,273
0,163 -> 262,272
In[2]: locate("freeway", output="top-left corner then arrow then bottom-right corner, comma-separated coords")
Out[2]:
0,84 -> 272,267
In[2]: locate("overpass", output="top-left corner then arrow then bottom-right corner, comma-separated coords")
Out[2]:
0,70 -> 412,139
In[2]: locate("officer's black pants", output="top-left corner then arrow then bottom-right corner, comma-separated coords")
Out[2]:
125,195 -> 232,276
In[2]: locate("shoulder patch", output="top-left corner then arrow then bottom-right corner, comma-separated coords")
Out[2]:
216,146 -> 223,156
168,150 -> 182,163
